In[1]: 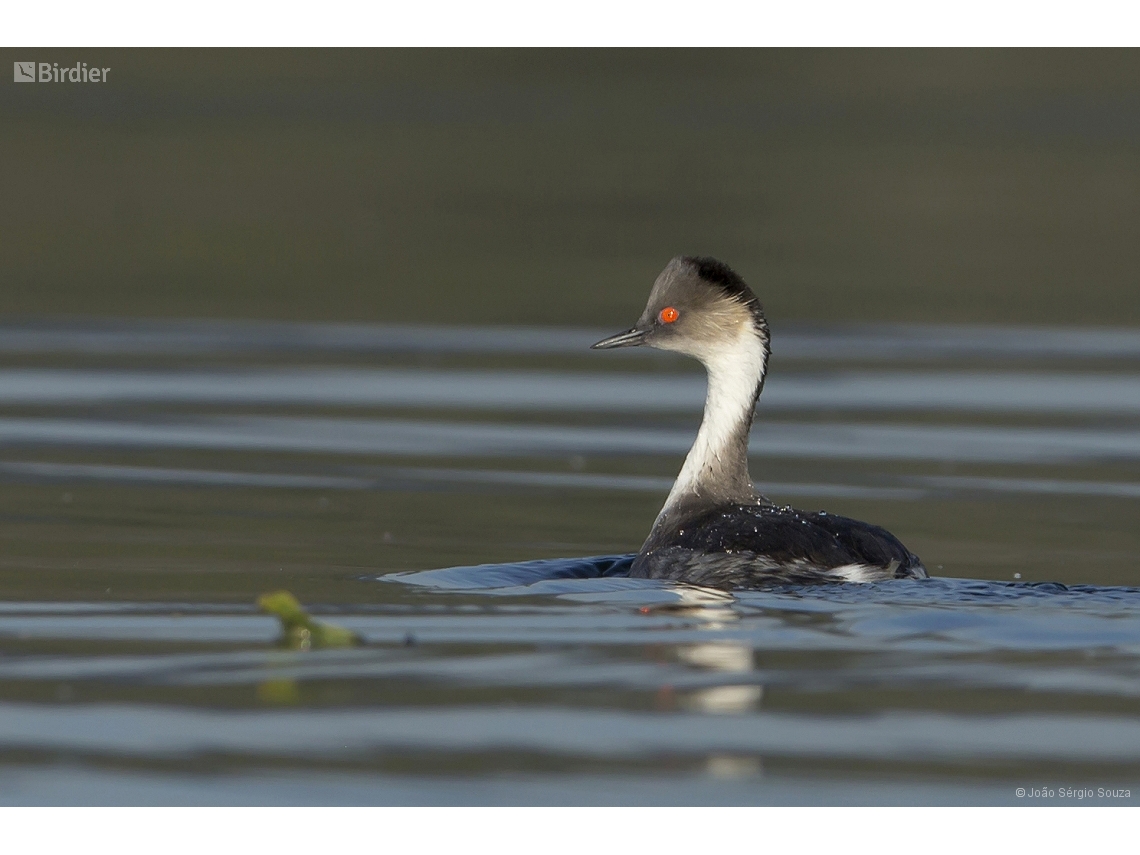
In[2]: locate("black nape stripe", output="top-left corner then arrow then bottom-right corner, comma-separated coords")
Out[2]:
683,256 -> 749,295
681,255 -> 768,334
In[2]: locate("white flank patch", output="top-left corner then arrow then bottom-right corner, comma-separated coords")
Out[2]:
829,563 -> 879,583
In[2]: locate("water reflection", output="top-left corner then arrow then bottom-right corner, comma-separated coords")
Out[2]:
9,459 -> 1140,501
6,318 -> 1140,362
2,318 -> 1140,805
1,570 -> 1140,805
648,587 -> 765,716
4,367 -> 1140,414
3,320 -> 1140,485
4,415 -> 1140,464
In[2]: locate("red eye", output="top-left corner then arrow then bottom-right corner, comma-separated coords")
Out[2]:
660,306 -> 679,324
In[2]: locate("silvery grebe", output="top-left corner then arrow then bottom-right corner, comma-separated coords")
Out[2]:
592,256 -> 927,588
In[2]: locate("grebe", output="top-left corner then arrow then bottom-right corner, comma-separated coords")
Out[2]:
592,256 -> 927,588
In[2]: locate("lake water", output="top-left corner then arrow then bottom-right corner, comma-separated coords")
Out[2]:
1,317 -> 1138,805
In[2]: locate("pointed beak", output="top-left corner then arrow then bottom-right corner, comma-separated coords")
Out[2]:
590,326 -> 649,349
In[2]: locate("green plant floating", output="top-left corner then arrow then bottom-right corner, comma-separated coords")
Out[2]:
257,590 -> 363,650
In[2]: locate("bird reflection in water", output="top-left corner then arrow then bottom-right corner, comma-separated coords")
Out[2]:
646,586 -> 765,778
647,586 -> 764,715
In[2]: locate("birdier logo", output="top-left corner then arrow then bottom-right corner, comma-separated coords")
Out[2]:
13,61 -> 110,83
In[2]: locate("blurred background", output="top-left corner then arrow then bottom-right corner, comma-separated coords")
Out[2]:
2,49 -> 1140,805
2,48 -> 1139,326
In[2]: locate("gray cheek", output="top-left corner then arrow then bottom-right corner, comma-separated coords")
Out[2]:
647,328 -> 691,355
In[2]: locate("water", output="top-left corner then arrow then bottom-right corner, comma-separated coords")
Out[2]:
1,318 -> 1138,806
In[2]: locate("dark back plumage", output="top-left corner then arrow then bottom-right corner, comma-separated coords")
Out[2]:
634,503 -> 927,588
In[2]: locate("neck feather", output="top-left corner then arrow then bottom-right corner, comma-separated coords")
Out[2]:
659,325 -> 768,516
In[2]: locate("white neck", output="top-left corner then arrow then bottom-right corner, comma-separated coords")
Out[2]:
659,325 -> 768,516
